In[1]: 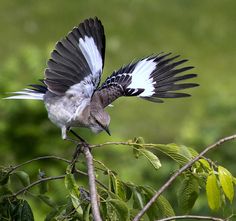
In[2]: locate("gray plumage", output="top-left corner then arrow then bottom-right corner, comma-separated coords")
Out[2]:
5,17 -> 198,139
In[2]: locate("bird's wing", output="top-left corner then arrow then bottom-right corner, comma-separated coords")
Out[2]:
44,17 -> 105,97
93,53 -> 198,107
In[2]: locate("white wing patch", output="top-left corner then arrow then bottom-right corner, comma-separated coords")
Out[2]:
66,36 -> 103,100
127,58 -> 156,97
79,36 -> 102,85
66,75 -> 96,99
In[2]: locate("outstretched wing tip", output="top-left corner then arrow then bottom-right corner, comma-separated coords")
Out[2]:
44,17 -> 105,96
96,52 -> 198,107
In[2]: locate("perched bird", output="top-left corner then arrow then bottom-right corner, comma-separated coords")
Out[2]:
5,17 -> 198,140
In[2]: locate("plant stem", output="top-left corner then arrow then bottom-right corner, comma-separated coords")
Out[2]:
133,134 -> 236,221
156,215 -> 226,221
82,143 -> 102,221
13,175 -> 66,197
8,155 -> 70,174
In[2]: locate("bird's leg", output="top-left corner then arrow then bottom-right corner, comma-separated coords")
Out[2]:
71,143 -> 82,173
69,129 -> 86,143
65,136 -> 80,144
69,129 -> 89,160
61,127 -> 79,144
69,129 -> 90,173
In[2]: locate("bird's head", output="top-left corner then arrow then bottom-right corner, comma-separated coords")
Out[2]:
89,108 -> 111,135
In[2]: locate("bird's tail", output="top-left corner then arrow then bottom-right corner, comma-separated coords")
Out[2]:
4,83 -> 48,100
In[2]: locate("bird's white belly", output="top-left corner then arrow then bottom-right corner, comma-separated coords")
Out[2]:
44,93 -> 90,129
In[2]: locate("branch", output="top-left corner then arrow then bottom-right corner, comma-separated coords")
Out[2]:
73,167 -> 108,190
156,215 -> 226,221
11,168 -> 107,198
91,141 -> 130,148
13,175 -> 66,197
82,143 -> 102,221
133,134 -> 236,221
8,155 -> 70,174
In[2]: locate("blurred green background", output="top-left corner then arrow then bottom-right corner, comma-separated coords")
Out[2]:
0,0 -> 236,219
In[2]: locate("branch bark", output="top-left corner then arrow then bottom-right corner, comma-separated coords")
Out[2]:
156,215 -> 226,221
133,134 -> 236,221
82,143 -> 102,221
13,175 -> 66,197
9,155 -> 70,174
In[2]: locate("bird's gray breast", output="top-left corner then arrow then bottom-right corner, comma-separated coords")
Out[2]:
43,91 -> 90,128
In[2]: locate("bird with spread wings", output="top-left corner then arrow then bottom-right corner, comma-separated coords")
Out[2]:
5,17 -> 198,139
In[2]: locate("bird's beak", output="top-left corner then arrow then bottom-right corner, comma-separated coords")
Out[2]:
104,126 -> 111,136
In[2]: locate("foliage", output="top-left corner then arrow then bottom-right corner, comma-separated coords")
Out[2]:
0,137 -> 235,220
0,0 -> 236,219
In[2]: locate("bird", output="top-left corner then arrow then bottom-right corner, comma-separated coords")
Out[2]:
5,17 -> 198,140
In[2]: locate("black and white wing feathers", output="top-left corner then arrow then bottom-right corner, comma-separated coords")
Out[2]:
44,17 -> 105,96
94,53 -> 198,107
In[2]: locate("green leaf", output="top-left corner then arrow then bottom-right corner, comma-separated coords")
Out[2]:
141,186 -> 175,219
63,198 -> 83,219
0,170 -> 9,185
132,188 -> 144,209
233,177 -> 236,185
122,183 -> 133,202
0,186 -> 12,203
14,171 -> 30,187
133,137 -> 145,144
206,172 -> 221,211
156,195 -> 175,218
38,181 -> 48,195
218,166 -> 234,203
45,208 -> 59,221
132,137 -> 145,158
100,201 -> 108,221
133,147 -> 140,159
114,178 -> 126,200
108,173 -> 115,193
198,159 -> 211,170
108,173 -> 132,201
108,199 -> 129,221
178,175 -> 199,214
15,200 -> 34,221
38,195 -> 57,208
150,143 -> 192,166
116,179 -> 127,201
138,149 -> 161,169
188,147 -> 199,157
64,172 -> 82,214
83,204 -> 91,221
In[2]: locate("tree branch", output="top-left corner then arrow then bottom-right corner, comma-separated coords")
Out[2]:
73,167 -> 108,190
133,134 -> 236,221
8,155 -> 70,174
82,143 -> 102,221
13,175 -> 66,197
156,215 -> 226,221
90,141 -> 130,148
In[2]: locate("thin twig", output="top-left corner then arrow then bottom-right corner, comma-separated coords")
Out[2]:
133,134 -> 236,221
12,168 -> 107,198
13,175 -> 66,197
82,143 -> 102,221
156,215 -> 226,221
73,167 -> 108,190
201,156 -> 218,169
8,155 -> 70,174
90,141 -> 130,148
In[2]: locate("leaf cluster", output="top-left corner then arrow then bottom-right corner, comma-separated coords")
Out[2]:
0,137 -> 235,220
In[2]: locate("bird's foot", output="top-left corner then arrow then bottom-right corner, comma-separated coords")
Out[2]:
69,130 -> 91,173
69,129 -> 86,143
